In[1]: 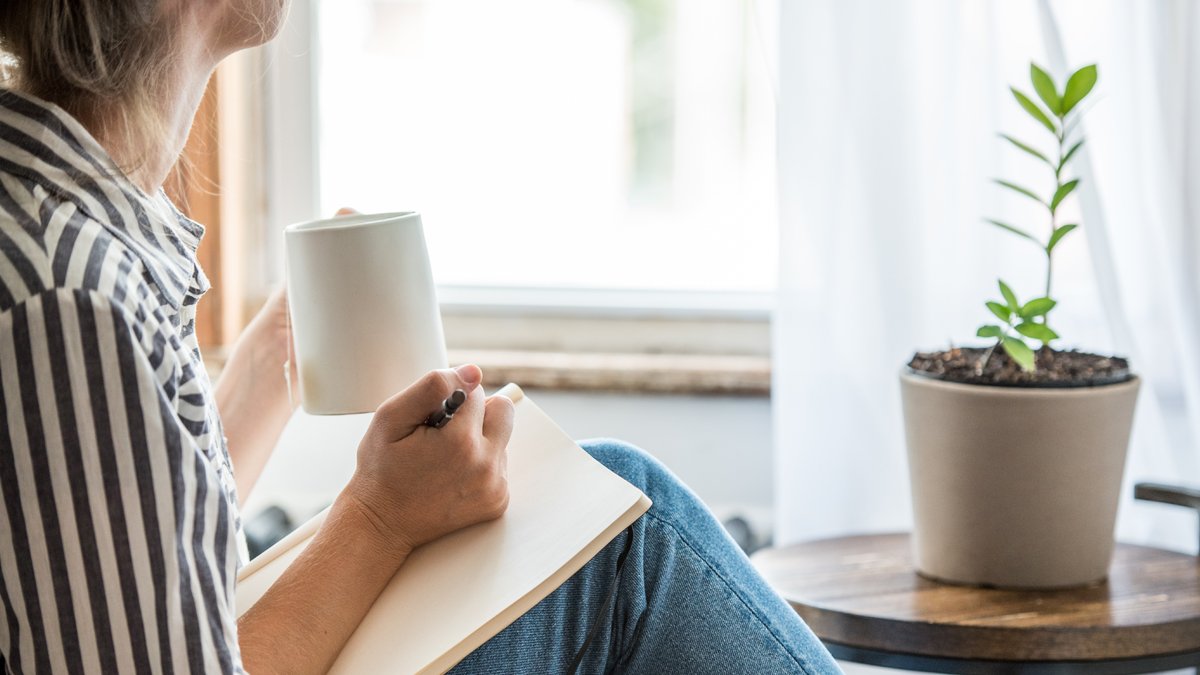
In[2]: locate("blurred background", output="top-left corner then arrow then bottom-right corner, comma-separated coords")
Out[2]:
178,0 -> 1200,618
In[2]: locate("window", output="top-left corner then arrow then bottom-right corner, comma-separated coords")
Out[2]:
195,0 -> 779,382
309,0 -> 778,294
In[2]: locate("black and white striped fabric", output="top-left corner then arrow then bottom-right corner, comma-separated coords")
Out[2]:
0,89 -> 246,673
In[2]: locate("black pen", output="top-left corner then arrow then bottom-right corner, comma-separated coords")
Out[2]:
425,389 -> 466,428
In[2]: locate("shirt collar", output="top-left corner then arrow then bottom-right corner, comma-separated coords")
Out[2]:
0,88 -> 205,313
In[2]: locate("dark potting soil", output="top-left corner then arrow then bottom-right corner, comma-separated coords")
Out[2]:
907,347 -> 1132,388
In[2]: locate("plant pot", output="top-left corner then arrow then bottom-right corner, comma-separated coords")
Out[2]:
900,370 -> 1140,589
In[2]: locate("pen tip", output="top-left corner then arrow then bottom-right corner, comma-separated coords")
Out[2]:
448,389 -> 467,410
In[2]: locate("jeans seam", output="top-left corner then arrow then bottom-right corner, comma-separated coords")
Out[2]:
613,585 -> 648,674
642,511 -> 819,675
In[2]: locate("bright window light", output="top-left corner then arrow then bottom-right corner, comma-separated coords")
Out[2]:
315,0 -> 778,292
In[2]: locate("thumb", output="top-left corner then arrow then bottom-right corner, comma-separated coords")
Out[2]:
374,364 -> 483,440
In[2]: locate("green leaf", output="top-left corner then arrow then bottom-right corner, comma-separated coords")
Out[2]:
986,301 -> 1012,322
1016,321 -> 1059,342
998,279 -> 1020,312
1060,64 -> 1098,116
984,218 -> 1039,244
1012,87 -> 1058,134
999,134 -> 1054,167
977,325 -> 1004,339
1050,179 -> 1080,211
1030,63 -> 1061,116
994,179 -> 1046,206
1059,139 -> 1085,170
1046,224 -> 1078,253
1002,336 -> 1037,371
1019,297 -> 1057,318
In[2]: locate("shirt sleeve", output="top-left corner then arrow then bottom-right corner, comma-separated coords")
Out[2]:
0,288 -> 245,674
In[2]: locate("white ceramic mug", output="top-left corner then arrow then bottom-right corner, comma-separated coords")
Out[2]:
285,212 -> 447,415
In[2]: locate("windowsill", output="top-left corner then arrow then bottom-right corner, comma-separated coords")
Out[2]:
204,349 -> 771,397
448,349 -> 770,396
213,294 -> 773,397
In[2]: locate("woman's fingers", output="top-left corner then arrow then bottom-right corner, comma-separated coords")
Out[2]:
482,395 -> 515,449
375,365 -> 483,440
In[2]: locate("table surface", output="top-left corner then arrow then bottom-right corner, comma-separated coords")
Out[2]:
751,533 -> 1200,665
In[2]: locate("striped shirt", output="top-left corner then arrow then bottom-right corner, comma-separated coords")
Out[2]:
0,90 -> 246,673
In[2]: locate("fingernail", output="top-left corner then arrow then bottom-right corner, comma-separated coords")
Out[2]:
454,363 -> 482,386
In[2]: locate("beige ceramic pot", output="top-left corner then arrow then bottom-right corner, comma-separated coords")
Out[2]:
900,371 -> 1140,589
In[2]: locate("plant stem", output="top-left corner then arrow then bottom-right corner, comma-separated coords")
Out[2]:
1045,251 -> 1053,300
1044,125 -> 1065,306
977,341 -> 998,376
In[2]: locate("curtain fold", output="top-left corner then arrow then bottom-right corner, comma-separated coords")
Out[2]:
774,0 -> 1200,550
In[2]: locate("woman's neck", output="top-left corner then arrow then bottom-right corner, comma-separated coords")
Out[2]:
91,35 -> 217,194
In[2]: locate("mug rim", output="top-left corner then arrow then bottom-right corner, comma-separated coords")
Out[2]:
285,211 -> 419,234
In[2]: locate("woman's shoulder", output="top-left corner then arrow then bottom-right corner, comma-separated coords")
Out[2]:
0,89 -> 195,320
0,184 -> 150,317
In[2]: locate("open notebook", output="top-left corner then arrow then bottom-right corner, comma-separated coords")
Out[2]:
235,383 -> 652,674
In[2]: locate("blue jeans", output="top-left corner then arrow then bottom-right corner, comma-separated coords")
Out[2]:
449,439 -> 841,674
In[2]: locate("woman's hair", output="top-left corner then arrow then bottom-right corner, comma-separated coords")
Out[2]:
0,0 -> 177,162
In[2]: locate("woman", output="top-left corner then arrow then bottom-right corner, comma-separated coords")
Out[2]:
0,1 -> 838,673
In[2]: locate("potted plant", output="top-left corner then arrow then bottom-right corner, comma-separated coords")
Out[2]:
901,63 -> 1140,589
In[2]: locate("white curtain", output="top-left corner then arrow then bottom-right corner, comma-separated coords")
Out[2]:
774,0 -> 1200,551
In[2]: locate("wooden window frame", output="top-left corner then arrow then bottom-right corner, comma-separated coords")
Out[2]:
167,73 -> 226,350
168,53 -> 265,355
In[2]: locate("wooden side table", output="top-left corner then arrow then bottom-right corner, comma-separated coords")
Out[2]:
751,533 -> 1200,674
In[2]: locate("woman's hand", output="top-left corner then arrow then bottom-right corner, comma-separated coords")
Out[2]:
338,364 -> 516,560
240,365 -> 512,674
214,286 -> 299,501
217,208 -> 358,500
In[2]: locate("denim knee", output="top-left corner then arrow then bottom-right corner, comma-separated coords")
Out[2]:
577,438 -> 669,494
576,438 -> 711,532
